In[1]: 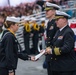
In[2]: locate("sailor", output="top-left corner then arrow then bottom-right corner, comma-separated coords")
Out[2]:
44,2 -> 60,75
45,10 -> 76,75
23,17 -> 31,54
0,16 -> 35,75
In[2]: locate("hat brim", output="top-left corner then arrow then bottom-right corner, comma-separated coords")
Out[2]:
44,7 -> 54,11
54,16 -> 64,20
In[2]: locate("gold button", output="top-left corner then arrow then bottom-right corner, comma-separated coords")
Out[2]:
48,42 -> 50,43
55,58 -> 57,60
60,50 -> 61,53
51,57 -> 53,59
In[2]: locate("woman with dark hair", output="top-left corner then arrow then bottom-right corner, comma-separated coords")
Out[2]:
0,16 -> 35,75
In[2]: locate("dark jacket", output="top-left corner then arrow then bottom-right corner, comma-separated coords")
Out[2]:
0,30 -> 19,70
0,30 -> 29,70
46,19 -> 58,47
50,25 -> 76,71
39,25 -> 45,34
46,19 -> 58,62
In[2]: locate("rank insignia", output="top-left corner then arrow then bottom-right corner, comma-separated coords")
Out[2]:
49,26 -> 54,30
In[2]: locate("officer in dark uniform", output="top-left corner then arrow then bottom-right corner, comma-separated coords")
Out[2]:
44,2 -> 60,75
45,10 -> 76,75
23,18 -> 31,54
0,16 -> 35,75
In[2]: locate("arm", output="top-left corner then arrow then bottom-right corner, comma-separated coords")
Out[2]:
46,32 -> 75,55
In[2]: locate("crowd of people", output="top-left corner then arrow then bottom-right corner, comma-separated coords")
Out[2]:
0,0 -> 75,17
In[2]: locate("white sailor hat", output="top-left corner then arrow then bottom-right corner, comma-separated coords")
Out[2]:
45,2 -> 60,11
20,17 -> 30,23
55,10 -> 71,19
21,16 -> 26,20
24,17 -> 30,21
40,18 -> 46,21
30,17 -> 37,21
6,16 -> 21,23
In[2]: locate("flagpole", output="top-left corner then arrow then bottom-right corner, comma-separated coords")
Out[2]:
8,0 -> 10,7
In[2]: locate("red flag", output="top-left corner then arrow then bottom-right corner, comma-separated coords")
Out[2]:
70,23 -> 76,28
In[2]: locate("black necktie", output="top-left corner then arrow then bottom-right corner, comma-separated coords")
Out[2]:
54,30 -> 60,37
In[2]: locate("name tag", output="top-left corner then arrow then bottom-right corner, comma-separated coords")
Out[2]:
58,36 -> 63,40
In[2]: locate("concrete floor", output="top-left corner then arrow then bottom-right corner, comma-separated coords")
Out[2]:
16,55 -> 47,75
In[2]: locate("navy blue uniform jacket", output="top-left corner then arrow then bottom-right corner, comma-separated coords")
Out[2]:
50,25 -> 76,71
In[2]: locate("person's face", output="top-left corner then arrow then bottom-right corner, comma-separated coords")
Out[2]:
46,9 -> 55,18
55,17 -> 66,28
13,23 -> 19,32
0,16 -> 4,27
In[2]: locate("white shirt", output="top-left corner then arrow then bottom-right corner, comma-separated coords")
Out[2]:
60,25 -> 67,31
